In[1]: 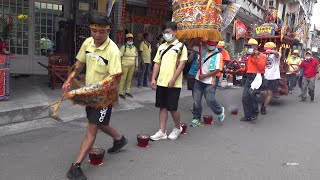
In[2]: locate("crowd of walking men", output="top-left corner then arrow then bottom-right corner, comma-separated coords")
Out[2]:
61,12 -> 320,180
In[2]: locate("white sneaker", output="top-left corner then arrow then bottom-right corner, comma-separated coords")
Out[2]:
168,127 -> 183,140
150,130 -> 167,141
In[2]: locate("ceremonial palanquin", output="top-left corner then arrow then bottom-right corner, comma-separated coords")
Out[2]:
172,0 -> 223,41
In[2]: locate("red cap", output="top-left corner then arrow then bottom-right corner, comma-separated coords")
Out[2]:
207,40 -> 218,46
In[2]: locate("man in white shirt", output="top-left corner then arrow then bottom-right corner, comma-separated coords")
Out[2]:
260,42 -> 281,115
190,39 -> 225,127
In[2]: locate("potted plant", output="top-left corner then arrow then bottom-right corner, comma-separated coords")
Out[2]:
0,15 -> 14,54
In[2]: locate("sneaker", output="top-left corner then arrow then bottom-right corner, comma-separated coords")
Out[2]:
168,127 -> 183,140
125,93 -> 133,98
311,96 -> 315,102
251,114 -> 258,121
261,106 -> 266,115
66,163 -> 87,180
289,90 -> 292,94
190,119 -> 201,127
108,136 -> 128,154
240,117 -> 252,121
150,130 -> 167,141
217,107 -> 225,122
119,94 -> 126,99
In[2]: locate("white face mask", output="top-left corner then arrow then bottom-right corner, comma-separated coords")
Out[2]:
127,41 -> 133,45
305,56 -> 312,61
248,48 -> 254,55
207,45 -> 216,51
163,33 -> 173,42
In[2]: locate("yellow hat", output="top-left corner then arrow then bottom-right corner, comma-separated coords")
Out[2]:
293,49 -> 299,54
126,33 -> 134,39
217,41 -> 225,48
246,38 -> 258,46
264,42 -> 276,50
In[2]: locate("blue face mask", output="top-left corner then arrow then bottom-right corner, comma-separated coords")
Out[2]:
163,33 -> 173,42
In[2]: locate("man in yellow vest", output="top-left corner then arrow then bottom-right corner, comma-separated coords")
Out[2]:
286,49 -> 301,94
62,12 -> 127,180
138,33 -> 152,87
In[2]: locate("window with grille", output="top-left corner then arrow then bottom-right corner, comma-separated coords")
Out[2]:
0,0 -> 29,55
269,0 -> 274,8
34,1 -> 63,56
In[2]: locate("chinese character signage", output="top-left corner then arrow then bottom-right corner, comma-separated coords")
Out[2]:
254,26 -> 275,36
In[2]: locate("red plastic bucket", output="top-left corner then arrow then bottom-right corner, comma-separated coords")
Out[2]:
231,108 -> 239,115
88,147 -> 105,165
137,134 -> 150,148
203,115 -> 213,125
180,123 -> 187,134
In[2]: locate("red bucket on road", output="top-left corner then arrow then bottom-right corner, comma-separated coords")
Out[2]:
203,115 -> 213,125
137,134 -> 150,148
88,147 -> 105,166
231,108 -> 239,115
180,123 -> 187,134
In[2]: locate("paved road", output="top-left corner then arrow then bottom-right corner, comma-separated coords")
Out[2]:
1,83 -> 320,180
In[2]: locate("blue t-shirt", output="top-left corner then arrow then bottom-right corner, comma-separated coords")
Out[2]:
188,51 -> 199,76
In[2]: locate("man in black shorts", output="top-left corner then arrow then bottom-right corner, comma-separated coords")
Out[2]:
260,42 -> 281,115
62,12 -> 127,180
150,22 -> 188,141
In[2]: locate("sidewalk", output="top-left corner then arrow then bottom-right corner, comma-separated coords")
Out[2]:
0,75 -> 240,127
0,75 -> 158,126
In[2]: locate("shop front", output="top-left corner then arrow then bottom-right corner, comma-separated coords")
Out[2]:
0,0 -> 73,75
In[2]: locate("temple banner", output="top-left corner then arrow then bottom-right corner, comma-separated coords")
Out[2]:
221,3 -> 241,31
254,26 -> 275,36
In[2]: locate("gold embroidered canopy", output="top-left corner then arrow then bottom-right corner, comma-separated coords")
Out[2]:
172,0 -> 223,41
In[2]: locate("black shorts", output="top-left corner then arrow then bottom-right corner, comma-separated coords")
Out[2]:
86,106 -> 112,125
261,80 -> 279,92
155,86 -> 181,111
187,75 -> 196,90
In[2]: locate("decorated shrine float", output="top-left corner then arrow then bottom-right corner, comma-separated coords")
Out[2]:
172,0 -> 223,74
226,22 -> 293,97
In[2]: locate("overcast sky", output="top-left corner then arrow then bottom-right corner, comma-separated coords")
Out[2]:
311,2 -> 320,30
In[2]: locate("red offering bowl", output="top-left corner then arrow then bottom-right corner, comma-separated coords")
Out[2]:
137,134 -> 150,148
231,108 -> 239,115
180,123 -> 187,134
203,115 -> 213,125
88,147 -> 105,166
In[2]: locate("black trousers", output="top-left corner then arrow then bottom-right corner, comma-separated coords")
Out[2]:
242,74 -> 259,117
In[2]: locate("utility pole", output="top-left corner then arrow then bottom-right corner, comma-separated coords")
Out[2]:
305,0 -> 317,49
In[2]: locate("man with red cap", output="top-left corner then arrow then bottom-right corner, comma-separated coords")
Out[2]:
299,50 -> 320,102
241,38 -> 267,121
190,39 -> 225,127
